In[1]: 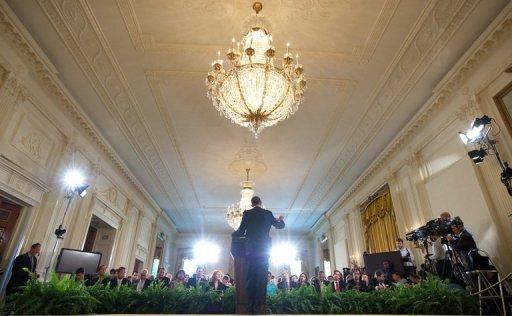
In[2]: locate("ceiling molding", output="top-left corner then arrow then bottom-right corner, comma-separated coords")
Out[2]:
115,0 -> 399,65
328,3 -> 512,217
0,1 -> 173,227
37,0 -> 190,223
300,0 -> 479,225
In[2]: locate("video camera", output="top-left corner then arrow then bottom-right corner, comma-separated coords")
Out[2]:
405,216 -> 462,242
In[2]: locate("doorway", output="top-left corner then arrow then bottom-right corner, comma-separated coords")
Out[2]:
0,197 -> 22,265
151,236 -> 164,276
83,215 -> 116,266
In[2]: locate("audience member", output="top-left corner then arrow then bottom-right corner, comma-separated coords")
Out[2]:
154,267 -> 171,287
90,264 -> 107,285
209,270 -> 228,292
369,271 -> 390,291
187,267 -> 208,288
327,275 -> 334,282
331,270 -> 344,293
134,269 -> 152,292
346,270 -> 368,292
108,267 -> 130,289
131,271 -> 139,284
7,243 -> 41,294
266,272 -> 278,295
298,273 -> 310,286
172,269 -> 187,287
391,271 -> 408,285
409,274 -> 422,285
222,275 -> 232,287
396,238 -> 415,277
381,260 -> 396,281
75,267 -> 85,284
109,268 -> 117,277
277,270 -> 297,292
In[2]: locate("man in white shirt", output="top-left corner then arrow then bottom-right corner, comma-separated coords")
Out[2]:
396,238 -> 415,277
135,269 -> 151,292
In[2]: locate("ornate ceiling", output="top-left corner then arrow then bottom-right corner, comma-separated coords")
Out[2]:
7,0 -> 509,233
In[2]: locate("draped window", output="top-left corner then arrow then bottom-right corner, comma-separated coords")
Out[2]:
361,186 -> 399,253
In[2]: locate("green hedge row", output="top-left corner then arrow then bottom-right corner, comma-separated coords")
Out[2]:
1,274 -> 478,314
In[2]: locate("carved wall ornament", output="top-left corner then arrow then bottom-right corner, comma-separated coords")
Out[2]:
328,4 -> 512,215
20,132 -> 43,161
0,2 -> 168,226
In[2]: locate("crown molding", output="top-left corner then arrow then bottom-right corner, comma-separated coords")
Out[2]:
0,0 -> 176,230
327,2 -> 512,218
301,0 -> 479,223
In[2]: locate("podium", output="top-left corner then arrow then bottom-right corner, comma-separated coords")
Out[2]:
230,236 -> 247,314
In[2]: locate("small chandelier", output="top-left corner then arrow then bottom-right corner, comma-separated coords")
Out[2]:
226,169 -> 255,230
206,2 -> 306,137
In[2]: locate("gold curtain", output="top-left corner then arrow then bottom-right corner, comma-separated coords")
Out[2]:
361,187 -> 399,253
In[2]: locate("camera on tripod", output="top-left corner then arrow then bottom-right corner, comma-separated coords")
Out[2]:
405,217 -> 460,242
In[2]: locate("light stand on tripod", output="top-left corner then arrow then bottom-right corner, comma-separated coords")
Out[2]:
43,170 -> 88,281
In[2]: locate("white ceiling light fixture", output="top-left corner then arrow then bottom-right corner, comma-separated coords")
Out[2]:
206,2 -> 306,137
226,168 -> 255,230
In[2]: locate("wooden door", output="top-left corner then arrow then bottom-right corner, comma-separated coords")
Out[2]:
83,226 -> 97,252
0,197 -> 22,263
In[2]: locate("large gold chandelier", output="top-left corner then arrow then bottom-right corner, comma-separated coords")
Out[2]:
206,2 -> 306,137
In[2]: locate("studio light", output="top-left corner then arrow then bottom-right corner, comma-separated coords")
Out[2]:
270,242 -> 297,265
64,169 -> 85,189
459,114 -> 512,196
193,240 -> 220,264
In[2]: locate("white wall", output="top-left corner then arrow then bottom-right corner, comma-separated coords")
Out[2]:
311,4 -> 512,274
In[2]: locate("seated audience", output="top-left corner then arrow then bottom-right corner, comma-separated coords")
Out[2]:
108,267 -> 130,289
154,267 -> 171,287
331,269 -> 344,292
134,269 -> 152,292
109,268 -> 117,278
187,267 -> 208,288
327,275 -> 334,282
209,270 -> 228,292
391,271 -> 408,285
267,272 -> 278,296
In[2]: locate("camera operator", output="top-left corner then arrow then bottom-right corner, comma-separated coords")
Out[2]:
446,218 -> 477,269
396,238 -> 415,277
429,211 -> 452,279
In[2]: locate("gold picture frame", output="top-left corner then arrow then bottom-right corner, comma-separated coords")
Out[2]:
493,81 -> 512,137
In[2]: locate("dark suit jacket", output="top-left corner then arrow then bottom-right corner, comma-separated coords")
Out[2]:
451,229 -> 477,253
277,280 -> 298,291
209,281 -> 228,292
154,276 -> 171,287
186,275 -> 208,288
312,279 -> 330,292
330,280 -> 345,292
108,277 -> 130,289
7,253 -> 37,293
345,279 -> 368,292
232,206 -> 285,257
133,279 -> 152,290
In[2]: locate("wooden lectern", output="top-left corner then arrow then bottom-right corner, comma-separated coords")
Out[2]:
230,236 -> 247,314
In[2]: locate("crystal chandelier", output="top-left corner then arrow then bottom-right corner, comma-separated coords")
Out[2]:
226,169 -> 255,230
206,2 -> 306,137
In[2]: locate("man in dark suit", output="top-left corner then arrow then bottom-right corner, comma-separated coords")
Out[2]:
448,218 -> 478,269
186,266 -> 208,288
6,243 -> 41,295
232,196 -> 285,314
330,269 -> 345,293
134,269 -> 152,292
108,266 -> 130,289
154,267 -> 171,287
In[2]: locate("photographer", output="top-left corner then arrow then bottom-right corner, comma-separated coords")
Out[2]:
447,218 -> 477,269
396,238 -> 415,277
430,211 -> 452,279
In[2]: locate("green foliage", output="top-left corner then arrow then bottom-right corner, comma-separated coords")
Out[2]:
1,276 -> 477,315
2,273 -> 99,315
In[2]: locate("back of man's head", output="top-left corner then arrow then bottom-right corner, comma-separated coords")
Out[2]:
251,196 -> 262,207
